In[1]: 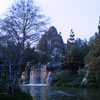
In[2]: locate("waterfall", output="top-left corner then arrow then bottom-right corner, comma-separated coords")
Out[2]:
29,65 -> 47,84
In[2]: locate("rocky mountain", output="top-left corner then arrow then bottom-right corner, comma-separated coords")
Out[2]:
37,26 -> 65,62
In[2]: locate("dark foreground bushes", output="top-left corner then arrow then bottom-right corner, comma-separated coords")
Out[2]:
0,88 -> 33,100
52,70 -> 83,87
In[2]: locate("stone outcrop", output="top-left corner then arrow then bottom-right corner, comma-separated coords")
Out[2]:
46,71 -> 53,85
21,26 -> 65,85
47,62 -> 62,71
21,63 -> 47,84
21,62 -> 32,84
37,26 -> 65,85
37,26 -> 65,56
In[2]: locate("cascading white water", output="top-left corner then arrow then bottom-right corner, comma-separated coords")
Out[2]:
29,65 -> 47,84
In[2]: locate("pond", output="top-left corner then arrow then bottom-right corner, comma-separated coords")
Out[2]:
21,84 -> 100,100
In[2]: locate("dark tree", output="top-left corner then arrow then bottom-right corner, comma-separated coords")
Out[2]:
63,33 -> 88,73
0,0 -> 48,71
85,32 -> 100,84
68,29 -> 75,43
0,0 -> 48,48
0,0 -> 48,93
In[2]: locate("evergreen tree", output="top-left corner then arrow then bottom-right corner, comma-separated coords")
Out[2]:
68,29 -> 75,43
63,30 -> 88,73
85,18 -> 100,85
85,32 -> 100,84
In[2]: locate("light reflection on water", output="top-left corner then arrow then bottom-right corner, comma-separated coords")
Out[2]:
21,85 -> 49,100
21,84 -> 100,100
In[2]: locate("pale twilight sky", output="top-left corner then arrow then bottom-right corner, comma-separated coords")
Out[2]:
0,0 -> 100,43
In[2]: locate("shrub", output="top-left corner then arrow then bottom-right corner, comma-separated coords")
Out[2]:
0,88 -> 33,100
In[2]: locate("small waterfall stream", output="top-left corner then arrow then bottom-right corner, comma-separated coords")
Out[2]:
29,65 -> 47,85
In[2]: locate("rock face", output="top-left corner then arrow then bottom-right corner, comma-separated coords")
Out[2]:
46,71 -> 53,85
21,62 -> 32,84
21,26 -> 65,85
21,63 -> 47,84
37,26 -> 65,57
47,62 -> 62,70
37,26 -> 65,85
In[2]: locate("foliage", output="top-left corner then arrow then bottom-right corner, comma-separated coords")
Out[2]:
53,70 -> 82,87
63,38 -> 88,73
0,0 -> 48,68
77,66 -> 84,78
85,33 -> 100,85
23,47 -> 39,65
0,0 -> 48,93
0,83 -> 6,93
0,0 -> 48,49
0,88 -> 33,100
39,52 -> 49,64
53,70 -> 71,87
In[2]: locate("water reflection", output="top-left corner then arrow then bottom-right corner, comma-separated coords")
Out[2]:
21,86 -> 49,100
21,86 -> 100,100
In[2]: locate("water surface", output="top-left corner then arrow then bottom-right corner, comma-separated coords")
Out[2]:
21,85 -> 100,100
